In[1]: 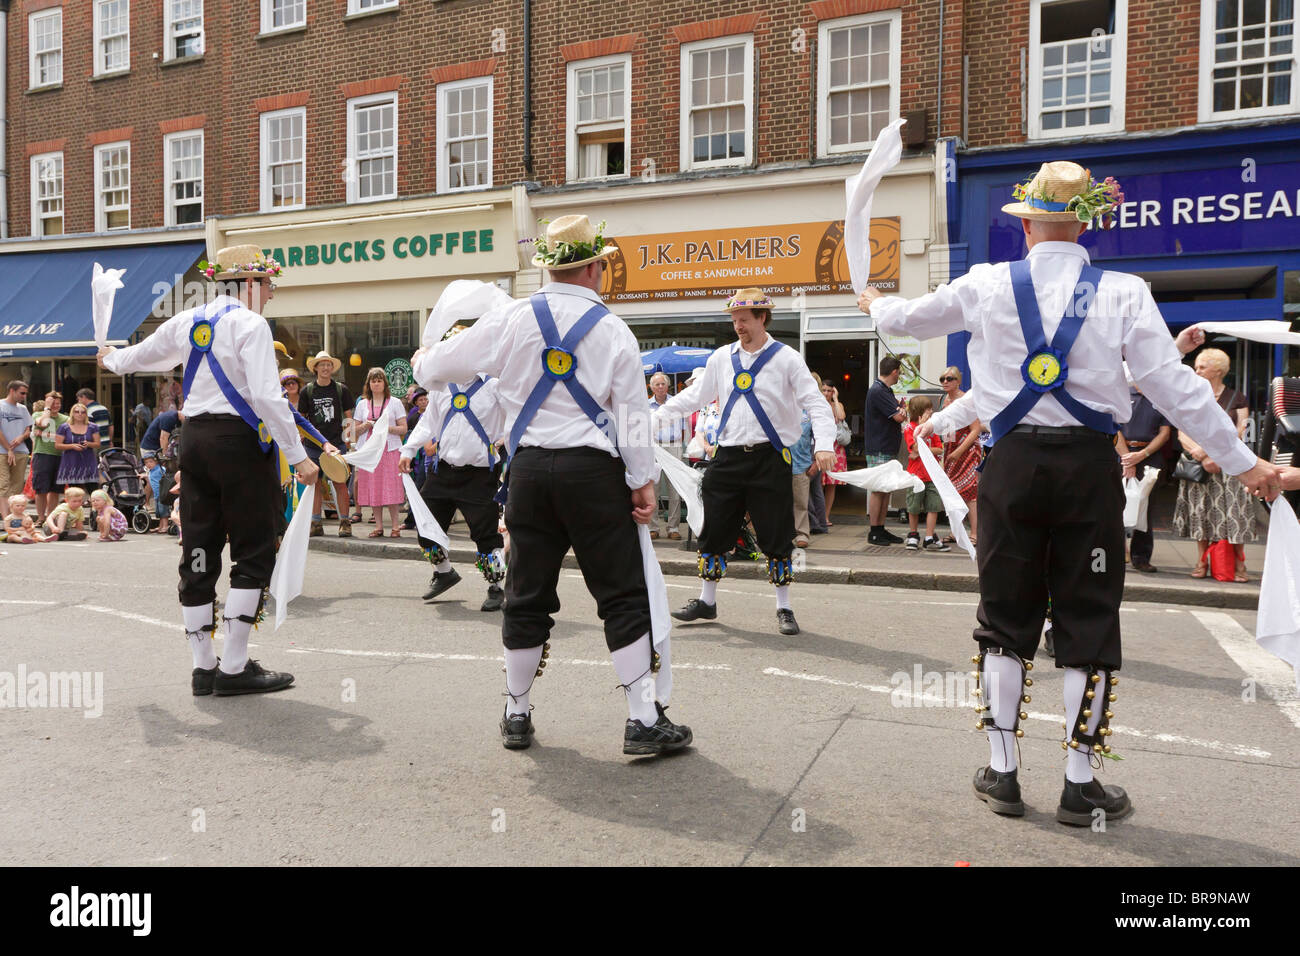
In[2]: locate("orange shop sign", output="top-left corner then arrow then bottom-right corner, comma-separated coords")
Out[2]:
598,219 -> 900,303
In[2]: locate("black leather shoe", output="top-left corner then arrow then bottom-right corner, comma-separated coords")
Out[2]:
671,598 -> 717,622
500,709 -> 534,750
191,659 -> 220,697
973,766 -> 1025,817
1057,776 -> 1132,826
481,586 -> 504,612
423,567 -> 462,601
623,702 -> 692,756
867,531 -> 893,546
881,528 -> 905,544
212,659 -> 294,696
777,608 -> 800,635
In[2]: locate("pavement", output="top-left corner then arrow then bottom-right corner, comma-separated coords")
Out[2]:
2,534 -> 1297,866
310,513 -> 1269,611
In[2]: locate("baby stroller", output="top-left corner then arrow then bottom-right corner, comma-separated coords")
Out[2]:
98,447 -> 153,534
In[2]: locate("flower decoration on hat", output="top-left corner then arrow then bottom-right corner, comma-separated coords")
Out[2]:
200,244 -> 286,281
527,216 -> 615,269
1011,171 -> 1125,229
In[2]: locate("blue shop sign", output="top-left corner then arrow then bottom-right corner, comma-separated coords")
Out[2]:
987,161 -> 1300,263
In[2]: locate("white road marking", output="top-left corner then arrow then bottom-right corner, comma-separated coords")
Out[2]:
77,604 -> 176,629
761,666 -> 1272,759
0,600 -> 59,606
1190,609 -> 1300,730
283,643 -> 731,671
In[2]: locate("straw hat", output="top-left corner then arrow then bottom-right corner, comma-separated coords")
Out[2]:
1000,161 -> 1095,222
305,350 -> 342,375
280,368 -> 301,386
206,244 -> 284,281
532,215 -> 618,269
724,288 -> 774,312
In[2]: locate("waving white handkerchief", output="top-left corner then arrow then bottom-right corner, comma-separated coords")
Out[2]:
269,485 -> 314,629
342,412 -> 391,472
844,117 -> 907,295
826,459 -> 922,495
402,473 -> 450,550
91,263 -> 127,348
637,523 -> 673,704
654,445 -> 705,537
423,279 -> 516,347
916,441 -> 975,561
1194,321 -> 1300,348
1257,496 -> 1300,692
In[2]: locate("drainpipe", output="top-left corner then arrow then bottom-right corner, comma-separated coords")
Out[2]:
0,0 -> 10,238
935,0 -> 944,142
522,0 -> 534,176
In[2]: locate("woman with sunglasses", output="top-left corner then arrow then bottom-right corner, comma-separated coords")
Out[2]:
937,366 -> 981,544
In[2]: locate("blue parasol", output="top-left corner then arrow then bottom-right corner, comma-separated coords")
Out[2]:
640,344 -> 714,376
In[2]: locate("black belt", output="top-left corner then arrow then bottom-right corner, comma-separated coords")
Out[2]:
188,413 -> 245,423
722,442 -> 772,453
1011,424 -> 1105,437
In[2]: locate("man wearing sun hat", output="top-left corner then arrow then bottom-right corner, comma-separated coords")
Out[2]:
98,244 -> 319,697
412,214 -> 692,756
858,160 -> 1282,826
653,288 -> 836,636
299,349 -> 354,537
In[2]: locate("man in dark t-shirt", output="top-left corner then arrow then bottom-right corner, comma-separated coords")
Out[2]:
140,409 -> 182,458
77,388 -> 114,448
299,351 -> 354,536
863,356 -> 907,545
1118,387 -> 1171,573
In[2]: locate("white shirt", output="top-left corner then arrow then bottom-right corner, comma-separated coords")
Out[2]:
928,392 -> 979,438
402,377 -> 505,469
656,335 -> 836,454
412,282 -> 656,489
869,241 -> 1256,475
649,397 -> 689,445
354,396 -> 406,452
102,295 -> 306,464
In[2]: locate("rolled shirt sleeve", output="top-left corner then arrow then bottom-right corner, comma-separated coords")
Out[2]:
102,314 -> 189,375
609,329 -> 658,489
929,392 -> 978,435
242,319 -> 307,464
870,269 -> 987,341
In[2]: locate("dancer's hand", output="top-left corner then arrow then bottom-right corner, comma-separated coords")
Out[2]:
914,420 -> 935,442
631,481 -> 656,524
815,450 -> 836,474
1235,458 -> 1283,501
1174,326 -> 1205,356
398,456 -> 413,474
295,458 -> 320,486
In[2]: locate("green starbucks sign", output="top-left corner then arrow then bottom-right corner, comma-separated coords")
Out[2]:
385,358 -> 414,396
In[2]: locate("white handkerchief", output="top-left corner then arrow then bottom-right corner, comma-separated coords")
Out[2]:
403,474 -> 449,550
1194,320 -> 1300,348
916,441 -> 975,561
423,280 -> 516,347
638,523 -> 672,704
343,412 -> 390,472
1257,496 -> 1300,692
91,263 -> 127,348
826,459 -> 922,495
844,118 -> 907,295
269,485 -> 314,629
654,445 -> 705,537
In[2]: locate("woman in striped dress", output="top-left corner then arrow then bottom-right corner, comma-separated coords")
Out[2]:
938,366 -> 982,544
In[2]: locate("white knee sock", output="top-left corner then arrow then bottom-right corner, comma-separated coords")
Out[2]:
1064,667 -> 1106,783
182,605 -> 218,670
984,653 -> 1024,773
610,633 -> 658,726
218,588 -> 262,675
774,585 -> 791,611
435,558 -> 453,573
504,645 -> 545,716
698,580 -> 718,605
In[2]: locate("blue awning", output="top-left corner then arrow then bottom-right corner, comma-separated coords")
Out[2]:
0,241 -> 205,359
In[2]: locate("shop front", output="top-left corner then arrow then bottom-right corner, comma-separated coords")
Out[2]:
524,158 -> 939,455
208,189 -> 523,399
954,122 -> 1300,445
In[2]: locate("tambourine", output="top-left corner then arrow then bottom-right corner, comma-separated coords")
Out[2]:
319,450 -> 350,483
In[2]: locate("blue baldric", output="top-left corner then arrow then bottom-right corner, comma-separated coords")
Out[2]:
986,259 -> 1116,446
435,377 -> 495,470
183,300 -> 273,452
715,340 -> 791,464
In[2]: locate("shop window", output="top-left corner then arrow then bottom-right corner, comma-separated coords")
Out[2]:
1028,0 -> 1127,138
346,92 -> 397,203
261,0 -> 304,33
330,312 -> 420,397
165,131 -> 203,226
348,0 -> 396,13
816,12 -> 900,156
94,0 -> 129,75
271,317 -> 325,373
437,77 -> 492,192
94,142 -> 130,232
1200,0 -> 1297,120
29,9 -> 62,88
260,107 -> 306,211
566,55 -> 630,182
31,152 -> 63,237
679,35 -> 753,170
165,0 -> 203,59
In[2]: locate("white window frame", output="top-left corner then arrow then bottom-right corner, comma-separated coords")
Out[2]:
346,91 -> 398,204
259,106 -> 307,212
816,11 -> 901,157
565,53 -> 632,183
30,152 -> 64,237
347,0 -> 397,14
260,0 -> 305,34
436,76 -> 494,193
94,141 -> 131,232
28,9 -> 62,88
93,0 -> 130,76
164,130 -> 204,227
679,34 -> 755,172
164,0 -> 204,61
1027,0 -> 1128,140
1198,0 -> 1300,121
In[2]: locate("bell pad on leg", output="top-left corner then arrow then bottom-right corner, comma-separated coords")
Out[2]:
476,550 -> 506,584
698,552 -> 727,581
422,543 -> 448,565
767,556 -> 793,586
973,646 -> 1032,739
1065,665 -> 1118,760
